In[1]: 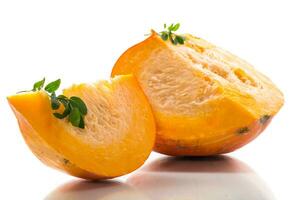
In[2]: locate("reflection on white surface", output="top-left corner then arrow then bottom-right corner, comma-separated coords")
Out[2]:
127,156 -> 275,200
45,156 -> 275,200
44,180 -> 149,200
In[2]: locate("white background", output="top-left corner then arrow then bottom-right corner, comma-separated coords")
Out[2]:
0,0 -> 299,199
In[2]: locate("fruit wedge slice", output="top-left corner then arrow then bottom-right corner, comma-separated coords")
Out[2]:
8,75 -> 155,179
112,32 -> 284,156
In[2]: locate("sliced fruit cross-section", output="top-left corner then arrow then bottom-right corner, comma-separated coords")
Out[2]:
112,32 -> 284,156
8,75 -> 155,179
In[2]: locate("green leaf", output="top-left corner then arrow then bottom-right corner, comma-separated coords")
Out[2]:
68,107 -> 81,127
160,32 -> 169,41
32,78 -> 45,91
57,95 -> 69,108
62,103 -> 71,116
57,96 -> 69,106
58,98 -> 69,108
50,93 -> 60,110
70,96 -> 88,115
173,38 -> 178,45
45,79 -> 61,93
172,23 -> 180,31
21,77 -> 88,129
170,35 -> 176,45
175,35 -> 185,44
53,97 -> 71,119
53,104 -> 70,119
57,95 -> 68,100
163,23 -> 166,29
53,94 -> 87,129
53,112 -> 66,119
78,116 -> 85,129
168,23 -> 174,31
159,23 -> 185,46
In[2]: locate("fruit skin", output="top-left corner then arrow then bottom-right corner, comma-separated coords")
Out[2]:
8,75 -> 156,179
111,32 -> 284,156
154,116 -> 272,156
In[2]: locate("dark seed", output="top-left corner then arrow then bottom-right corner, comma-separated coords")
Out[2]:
260,115 -> 271,124
63,158 -> 70,165
237,127 -> 250,135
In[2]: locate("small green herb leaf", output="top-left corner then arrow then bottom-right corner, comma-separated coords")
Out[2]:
57,95 -> 69,106
22,78 -> 88,129
54,94 -> 86,128
172,23 -> 180,31
175,35 -> 185,44
159,23 -> 185,45
32,78 -> 45,91
69,107 -> 81,127
161,32 -> 169,41
45,79 -> 61,93
53,100 -> 70,119
50,93 -> 60,110
57,95 -> 68,100
168,23 -> 174,31
78,115 -> 85,129
70,96 -> 88,115
170,35 -> 177,45
53,112 -> 66,119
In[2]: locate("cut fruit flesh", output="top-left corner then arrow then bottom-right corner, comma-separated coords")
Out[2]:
8,75 -> 156,179
112,32 -> 284,156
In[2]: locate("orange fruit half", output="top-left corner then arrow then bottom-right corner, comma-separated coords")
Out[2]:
112,32 -> 284,156
8,75 -> 155,179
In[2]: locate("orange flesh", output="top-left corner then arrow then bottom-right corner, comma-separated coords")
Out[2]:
112,32 -> 284,156
8,75 -> 156,179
